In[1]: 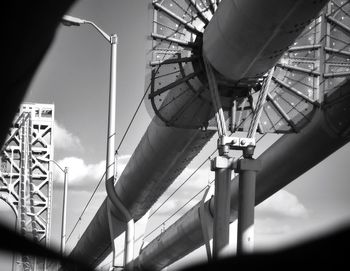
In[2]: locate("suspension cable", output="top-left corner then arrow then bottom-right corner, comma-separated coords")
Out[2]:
149,149 -> 217,218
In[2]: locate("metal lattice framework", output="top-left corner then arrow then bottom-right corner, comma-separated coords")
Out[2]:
0,103 -> 54,271
148,0 -> 350,134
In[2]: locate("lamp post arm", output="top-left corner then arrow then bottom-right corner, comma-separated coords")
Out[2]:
85,20 -> 111,43
49,159 -> 68,255
50,159 -> 65,173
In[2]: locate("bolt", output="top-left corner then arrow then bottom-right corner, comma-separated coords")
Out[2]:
232,138 -> 237,144
240,139 -> 246,145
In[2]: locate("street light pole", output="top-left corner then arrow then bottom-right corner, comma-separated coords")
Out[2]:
106,33 -> 117,205
61,167 -> 68,256
50,160 -> 68,256
61,15 -> 135,270
106,32 -> 135,271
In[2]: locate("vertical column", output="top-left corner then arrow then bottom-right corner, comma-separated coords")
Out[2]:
236,158 -> 261,255
211,156 -> 232,259
106,33 -> 118,270
106,35 -> 135,271
60,167 -> 68,256
124,220 -> 135,270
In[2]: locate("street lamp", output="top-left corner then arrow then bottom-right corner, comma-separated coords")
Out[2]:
61,15 -> 134,270
62,15 -> 111,42
50,160 -> 68,256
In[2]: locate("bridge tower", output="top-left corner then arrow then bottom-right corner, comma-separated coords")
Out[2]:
0,103 -> 54,271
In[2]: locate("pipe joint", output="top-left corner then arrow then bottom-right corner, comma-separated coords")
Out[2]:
110,34 -> 118,45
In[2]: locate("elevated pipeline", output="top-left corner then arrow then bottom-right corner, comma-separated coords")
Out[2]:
70,0 -> 328,267
134,80 -> 350,270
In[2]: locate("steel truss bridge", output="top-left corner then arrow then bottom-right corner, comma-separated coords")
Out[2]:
0,104 -> 54,271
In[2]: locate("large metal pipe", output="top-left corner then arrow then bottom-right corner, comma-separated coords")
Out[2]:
203,0 -> 327,81
69,120 -> 214,266
134,80 -> 350,270
70,0 -> 329,267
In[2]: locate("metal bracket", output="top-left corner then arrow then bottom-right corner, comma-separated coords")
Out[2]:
217,135 -> 256,158
218,136 -> 256,149
210,156 -> 235,170
110,34 -> 118,45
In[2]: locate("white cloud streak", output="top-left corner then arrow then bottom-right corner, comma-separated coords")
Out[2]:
254,190 -> 309,250
148,160 -> 308,221
53,155 -> 131,191
54,121 -> 83,152
256,189 -> 308,219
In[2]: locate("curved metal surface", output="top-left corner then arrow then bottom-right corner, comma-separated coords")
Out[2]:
149,0 -> 332,134
134,80 -> 350,270
203,0 -> 328,81
149,60 -> 213,129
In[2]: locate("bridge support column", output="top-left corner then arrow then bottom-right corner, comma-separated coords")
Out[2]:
236,158 -> 261,255
211,156 -> 233,259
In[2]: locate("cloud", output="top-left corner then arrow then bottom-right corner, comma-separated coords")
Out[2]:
256,218 -> 293,235
256,189 -> 308,219
150,166 -> 214,216
53,157 -> 104,189
53,155 -> 131,191
54,121 -> 83,152
148,170 -> 308,245
254,190 -> 309,250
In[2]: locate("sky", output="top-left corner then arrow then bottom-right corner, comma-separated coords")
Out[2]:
1,0 -> 350,270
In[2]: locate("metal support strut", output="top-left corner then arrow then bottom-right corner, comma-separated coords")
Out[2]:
235,68 -> 272,254
236,158 -> 261,255
205,56 -> 270,258
205,53 -> 233,258
210,157 -> 232,258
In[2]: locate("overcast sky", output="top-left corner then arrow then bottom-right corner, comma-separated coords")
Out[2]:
1,0 -> 350,270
